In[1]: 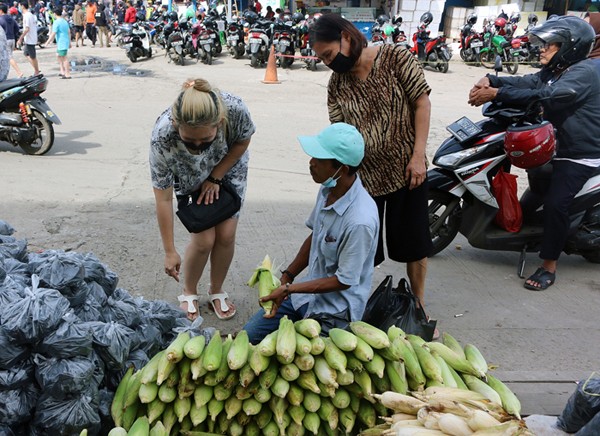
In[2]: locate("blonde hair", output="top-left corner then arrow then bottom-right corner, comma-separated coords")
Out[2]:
171,79 -> 228,130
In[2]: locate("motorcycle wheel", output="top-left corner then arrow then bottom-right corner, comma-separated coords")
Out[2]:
177,54 -> 185,66
459,48 -> 467,61
479,50 -> 495,69
127,52 -> 137,63
19,109 -> 54,156
428,190 -> 462,256
235,47 -> 244,59
250,54 -> 259,68
205,52 -> 213,65
148,47 -> 152,58
308,59 -> 317,71
505,60 -> 518,75
583,251 -> 600,263
437,59 -> 449,73
216,43 -> 222,54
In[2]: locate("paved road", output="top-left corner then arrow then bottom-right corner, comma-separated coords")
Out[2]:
1,45 -> 598,415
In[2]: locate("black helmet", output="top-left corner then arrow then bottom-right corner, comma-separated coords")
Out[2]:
510,12 -> 521,24
392,14 -> 402,25
243,10 -> 258,23
136,10 -> 145,21
528,13 -> 538,25
467,13 -> 477,25
376,14 -> 388,25
282,13 -> 292,22
292,12 -> 303,23
420,12 -> 433,25
528,15 -> 595,70
498,10 -> 509,20
167,10 -> 178,21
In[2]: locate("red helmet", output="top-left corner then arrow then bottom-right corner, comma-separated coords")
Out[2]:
494,17 -> 507,28
8,6 -> 18,14
504,121 -> 555,169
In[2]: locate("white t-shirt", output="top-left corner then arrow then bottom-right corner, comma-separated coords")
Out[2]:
22,11 -> 38,45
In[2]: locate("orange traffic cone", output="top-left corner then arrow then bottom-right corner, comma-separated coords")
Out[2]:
262,46 -> 280,84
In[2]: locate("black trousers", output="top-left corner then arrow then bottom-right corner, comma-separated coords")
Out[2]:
540,160 -> 596,260
86,23 -> 97,44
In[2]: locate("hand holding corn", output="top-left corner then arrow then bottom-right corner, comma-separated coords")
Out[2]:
259,284 -> 289,319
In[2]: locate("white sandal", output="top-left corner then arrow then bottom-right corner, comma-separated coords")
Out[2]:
177,294 -> 200,317
207,291 -> 236,320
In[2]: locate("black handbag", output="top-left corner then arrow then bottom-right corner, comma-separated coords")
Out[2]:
362,275 -> 437,341
176,181 -> 241,233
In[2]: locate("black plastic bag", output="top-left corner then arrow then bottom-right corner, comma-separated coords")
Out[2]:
0,264 -> 4,283
577,411 -> 600,436
0,239 -> 27,262
88,321 -> 135,370
0,424 -> 16,436
37,312 -> 93,359
311,309 -> 351,336
1,258 -> 30,287
97,388 -> 115,434
144,300 -> 185,334
0,382 -> 39,426
0,326 -> 30,370
33,252 -> 85,290
0,283 -> 23,307
105,349 -> 149,391
74,296 -> 105,323
558,373 -> 600,433
0,220 -> 14,236
102,295 -> 141,328
34,354 -> 96,397
87,281 -> 108,307
1,275 -> 70,344
362,276 -> 437,341
89,350 -> 105,387
0,359 -> 34,390
81,253 -> 118,296
132,323 -> 163,356
33,386 -> 101,436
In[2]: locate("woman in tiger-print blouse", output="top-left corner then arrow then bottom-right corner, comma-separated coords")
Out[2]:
310,14 -> 435,316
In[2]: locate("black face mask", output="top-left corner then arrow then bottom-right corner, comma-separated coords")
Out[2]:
327,50 -> 356,74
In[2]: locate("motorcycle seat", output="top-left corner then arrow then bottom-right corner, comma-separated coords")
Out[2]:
0,78 -> 27,92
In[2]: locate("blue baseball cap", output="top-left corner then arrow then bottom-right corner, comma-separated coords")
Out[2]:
297,123 -> 365,167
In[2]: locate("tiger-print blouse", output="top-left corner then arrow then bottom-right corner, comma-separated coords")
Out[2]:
328,44 -> 431,196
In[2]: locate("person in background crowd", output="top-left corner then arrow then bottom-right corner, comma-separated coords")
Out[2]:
244,123 -> 379,344
0,26 -> 10,81
17,1 -> 40,76
72,2 -> 85,46
264,5 -> 274,19
584,12 -> 600,73
85,0 -> 97,46
43,8 -> 70,78
145,0 -> 153,20
115,0 -> 125,23
150,78 -> 255,322
124,0 -> 136,23
310,14 -> 436,331
253,0 -> 261,15
0,3 -> 24,77
95,2 -> 109,46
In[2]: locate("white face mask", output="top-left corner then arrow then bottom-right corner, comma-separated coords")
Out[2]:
321,167 -> 342,188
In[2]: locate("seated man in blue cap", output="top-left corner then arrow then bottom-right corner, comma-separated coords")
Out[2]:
244,122 -> 380,344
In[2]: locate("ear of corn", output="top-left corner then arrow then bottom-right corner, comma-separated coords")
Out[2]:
249,344 -> 270,376
486,374 -> 522,419
447,364 -> 469,390
386,360 -> 408,395
309,336 -> 325,355
303,390 -> 322,412
182,335 -> 206,361
165,332 -> 191,363
228,330 -> 250,370
190,353 -> 207,380
280,363 -> 300,382
337,368 -> 355,386
148,421 -> 167,436
329,328 -> 358,351
147,397 -> 166,424
350,321 -> 390,349
173,396 -> 191,423
286,383 -> 304,406
427,342 -> 485,379
193,384 -> 213,408
437,413 -> 473,436
121,401 -> 139,431
127,417 -> 149,436
332,387 -> 351,409
319,397 -> 339,430
464,344 -> 488,376
289,404 -> 306,426
323,337 -> 348,374
409,341 -> 443,384
123,370 -> 143,409
214,383 -> 233,401
433,352 -> 458,388
139,382 -> 159,404
295,332 -> 312,355
276,316 -> 296,364
462,374 -> 502,404
254,386 -> 272,404
247,255 -> 281,317
259,360 -> 279,390
140,351 -> 163,385
157,383 -> 176,403
294,319 -> 321,339
202,330 -> 223,372
372,392 -> 426,415
271,375 -> 291,398
314,356 -> 339,388
339,407 -> 356,434
303,411 -> 321,435
364,352 -> 386,378
353,336 -> 375,362
442,332 -> 466,358
357,399 -> 377,428
257,330 -> 278,357
111,366 -> 133,427
294,353 -> 315,372
297,370 -> 321,394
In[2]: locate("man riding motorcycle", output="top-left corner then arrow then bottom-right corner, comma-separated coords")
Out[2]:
468,16 -> 600,291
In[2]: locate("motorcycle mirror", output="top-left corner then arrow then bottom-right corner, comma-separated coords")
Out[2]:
494,55 -> 503,74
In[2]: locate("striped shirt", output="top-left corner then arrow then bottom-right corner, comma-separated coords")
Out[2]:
327,45 -> 431,196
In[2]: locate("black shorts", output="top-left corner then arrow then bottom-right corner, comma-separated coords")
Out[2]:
373,179 -> 433,265
23,44 -> 36,59
74,25 -> 84,33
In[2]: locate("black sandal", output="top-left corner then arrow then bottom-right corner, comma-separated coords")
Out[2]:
524,267 -> 556,291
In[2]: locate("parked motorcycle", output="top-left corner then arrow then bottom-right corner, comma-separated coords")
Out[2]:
296,16 -> 320,71
427,89 -> 600,273
273,17 -> 296,68
459,13 -> 483,66
0,74 -> 61,155
410,12 -> 451,73
195,22 -> 215,65
479,16 -> 519,74
122,22 -> 152,62
165,21 -> 185,65
246,16 -> 273,68
225,16 -> 246,59
202,14 -> 223,56
37,20 -> 49,47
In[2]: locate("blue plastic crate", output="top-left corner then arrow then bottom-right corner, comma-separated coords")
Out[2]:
352,21 -> 374,41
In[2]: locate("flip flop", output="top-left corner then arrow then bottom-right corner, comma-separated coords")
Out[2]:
524,267 -> 556,291
207,291 -> 236,320
178,294 -> 200,319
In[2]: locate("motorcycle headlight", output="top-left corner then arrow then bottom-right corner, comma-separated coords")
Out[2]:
435,143 -> 491,168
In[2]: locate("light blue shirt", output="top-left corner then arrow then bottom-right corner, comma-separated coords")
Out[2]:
52,18 -> 70,52
291,175 -> 379,322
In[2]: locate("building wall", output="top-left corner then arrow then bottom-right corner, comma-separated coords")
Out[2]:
396,0 -> 447,41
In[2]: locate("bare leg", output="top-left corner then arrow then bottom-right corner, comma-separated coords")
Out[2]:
208,218 -> 238,318
61,56 -> 71,77
10,58 -> 23,77
407,257 -> 428,309
181,227 -> 215,320
57,55 -> 64,76
27,56 -> 40,75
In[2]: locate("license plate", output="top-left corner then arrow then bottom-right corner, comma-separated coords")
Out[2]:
172,41 -> 183,45
471,40 -> 483,47
211,34 -> 217,39
227,35 -> 239,41
249,38 -> 261,43
279,39 -> 290,46
200,35 -> 210,40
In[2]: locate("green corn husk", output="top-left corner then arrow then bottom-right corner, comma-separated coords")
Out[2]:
202,331 -> 223,372
349,392 -> 360,413
223,372 -> 239,390
354,370 -> 374,400
242,397 -> 262,416
318,380 -> 337,398
448,364 -> 469,390
318,397 -> 339,430
294,353 -> 315,372
337,368 -> 355,386
276,316 -> 296,364
364,352 -> 385,378
339,407 -> 357,434
157,383 -> 176,403
138,382 -> 159,404
353,337 -> 374,362
174,396 -> 191,423
121,402 -> 139,432
286,383 -> 304,406
271,375 -> 290,398
346,355 -> 365,373
224,395 -> 243,420
442,332 -> 466,358
303,390 -> 321,413
257,331 -> 278,357
214,335 -> 233,383
147,397 -> 166,424
254,385 -> 272,403
262,420 -> 279,436
386,360 -> 408,395
213,383 -> 233,401
249,345 -> 271,376
239,362 -> 257,388
280,363 -> 300,382
371,369 -> 391,394
177,359 -> 195,399
303,411 -> 321,435
310,336 -> 326,355
294,319 -> 321,339
193,384 -> 213,408
287,421 -> 306,436
190,353 -> 207,380
296,370 -> 321,394
228,420 -> 244,436
357,399 -> 377,428
245,421 -> 261,436
140,351 -> 163,385
255,407 -> 273,429
208,397 -> 224,422
148,421 -> 167,436
332,387 -> 351,409
248,255 -> 281,317
288,404 -> 306,426
329,328 -> 358,351
161,404 -> 177,435
323,337 -> 347,374
387,325 -> 406,342
270,396 -> 289,435
259,359 -> 279,390
166,332 -> 191,363
228,330 -> 250,370
183,335 -> 206,360
189,402 -> 208,426
296,332 -> 312,355
236,410 -> 251,427
314,356 -> 339,388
